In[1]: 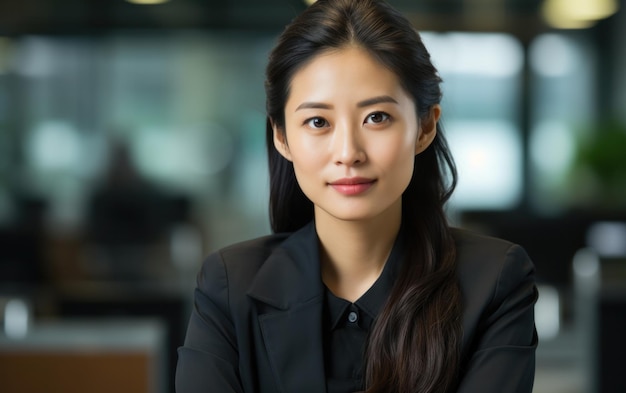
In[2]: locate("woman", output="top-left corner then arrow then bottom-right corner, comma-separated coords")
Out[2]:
176,0 -> 538,392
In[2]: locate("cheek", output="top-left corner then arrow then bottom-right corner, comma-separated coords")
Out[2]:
285,131 -> 328,169
288,143 -> 325,183
290,155 -> 325,201
372,133 -> 417,166
374,137 -> 417,188
395,150 -> 417,182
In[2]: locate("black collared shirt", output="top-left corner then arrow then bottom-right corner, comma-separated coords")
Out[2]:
323,234 -> 405,393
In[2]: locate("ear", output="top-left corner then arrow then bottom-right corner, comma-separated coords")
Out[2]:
415,104 -> 441,155
272,121 -> 293,162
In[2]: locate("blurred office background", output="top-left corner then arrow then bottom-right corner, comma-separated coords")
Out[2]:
0,0 -> 625,392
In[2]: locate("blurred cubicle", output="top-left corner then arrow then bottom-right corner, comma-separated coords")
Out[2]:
1,0 -> 626,392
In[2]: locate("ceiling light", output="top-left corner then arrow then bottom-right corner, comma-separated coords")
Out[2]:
542,0 -> 619,29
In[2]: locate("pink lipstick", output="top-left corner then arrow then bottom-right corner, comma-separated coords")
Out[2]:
329,177 -> 376,196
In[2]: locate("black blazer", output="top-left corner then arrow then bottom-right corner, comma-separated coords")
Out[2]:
176,222 -> 538,392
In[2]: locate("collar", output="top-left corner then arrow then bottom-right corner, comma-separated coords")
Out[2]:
356,229 -> 405,318
246,220 -> 406,313
247,221 -> 323,309
325,231 -> 406,329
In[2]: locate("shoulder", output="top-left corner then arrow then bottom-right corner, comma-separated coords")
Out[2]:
198,232 -> 290,276
193,221 -> 321,314
214,233 -> 290,267
451,227 -> 535,315
452,227 -> 534,278
452,227 -> 521,261
451,228 -> 538,370
195,233 -> 290,297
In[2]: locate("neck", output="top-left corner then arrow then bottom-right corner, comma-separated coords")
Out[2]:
315,206 -> 401,302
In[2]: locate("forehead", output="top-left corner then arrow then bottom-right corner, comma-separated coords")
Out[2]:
286,46 -> 407,104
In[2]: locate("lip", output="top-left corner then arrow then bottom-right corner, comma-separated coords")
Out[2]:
328,177 -> 376,196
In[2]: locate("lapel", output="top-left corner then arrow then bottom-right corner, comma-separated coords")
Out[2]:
247,222 -> 327,393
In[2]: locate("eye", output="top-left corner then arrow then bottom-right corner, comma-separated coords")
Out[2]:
365,112 -> 390,124
305,117 -> 329,129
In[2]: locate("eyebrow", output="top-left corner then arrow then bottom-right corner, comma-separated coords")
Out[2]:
294,95 -> 398,111
357,95 -> 398,107
295,102 -> 333,111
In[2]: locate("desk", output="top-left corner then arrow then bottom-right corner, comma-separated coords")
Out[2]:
0,319 -> 166,393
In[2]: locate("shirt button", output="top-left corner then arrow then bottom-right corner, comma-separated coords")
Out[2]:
348,311 -> 358,323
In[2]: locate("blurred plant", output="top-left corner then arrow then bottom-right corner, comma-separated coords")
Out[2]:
571,120 -> 626,208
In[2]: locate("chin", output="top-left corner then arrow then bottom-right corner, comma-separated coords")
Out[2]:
318,205 -> 396,224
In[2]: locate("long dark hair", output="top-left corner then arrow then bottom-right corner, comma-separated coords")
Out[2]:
265,0 -> 462,392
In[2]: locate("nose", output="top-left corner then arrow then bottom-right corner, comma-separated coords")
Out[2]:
332,122 -> 366,166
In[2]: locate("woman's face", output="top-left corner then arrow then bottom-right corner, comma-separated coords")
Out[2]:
274,46 -> 438,226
